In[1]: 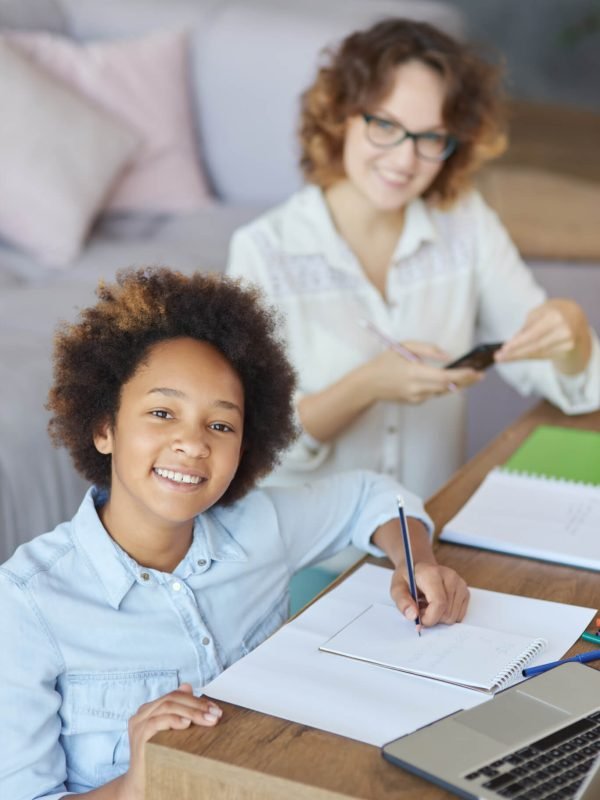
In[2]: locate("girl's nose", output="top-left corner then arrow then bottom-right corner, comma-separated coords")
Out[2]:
172,429 -> 210,458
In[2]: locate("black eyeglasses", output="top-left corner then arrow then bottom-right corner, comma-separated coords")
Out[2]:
362,113 -> 457,162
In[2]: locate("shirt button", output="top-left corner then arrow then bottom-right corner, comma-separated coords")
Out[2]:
140,572 -> 150,582
172,582 -> 182,592
202,637 -> 210,646
197,559 -> 207,567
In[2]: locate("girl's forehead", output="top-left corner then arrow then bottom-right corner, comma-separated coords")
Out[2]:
128,338 -> 244,398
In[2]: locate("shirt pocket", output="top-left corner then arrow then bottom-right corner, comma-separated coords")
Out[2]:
240,590 -> 289,657
59,669 -> 179,786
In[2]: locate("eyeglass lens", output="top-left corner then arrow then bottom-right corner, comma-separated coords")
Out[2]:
364,115 -> 454,161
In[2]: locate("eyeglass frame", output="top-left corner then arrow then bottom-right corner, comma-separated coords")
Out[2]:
362,113 -> 458,162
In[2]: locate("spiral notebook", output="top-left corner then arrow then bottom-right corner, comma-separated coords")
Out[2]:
439,467 -> 600,571
440,424 -> 600,571
319,603 -> 546,694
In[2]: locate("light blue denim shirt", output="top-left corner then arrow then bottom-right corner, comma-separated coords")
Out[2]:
0,469 -> 430,800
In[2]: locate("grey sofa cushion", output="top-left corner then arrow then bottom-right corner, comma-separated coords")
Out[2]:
0,0 -> 66,32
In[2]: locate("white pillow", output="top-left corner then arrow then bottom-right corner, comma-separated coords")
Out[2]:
0,41 -> 137,267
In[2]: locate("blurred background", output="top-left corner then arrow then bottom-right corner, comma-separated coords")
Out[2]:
452,0 -> 599,110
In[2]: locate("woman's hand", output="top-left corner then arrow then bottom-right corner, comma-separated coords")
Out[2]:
390,562 -> 470,627
120,684 -> 222,800
364,342 -> 484,405
495,299 -> 592,375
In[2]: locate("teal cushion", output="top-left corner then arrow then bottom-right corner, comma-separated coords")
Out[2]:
289,566 -> 339,617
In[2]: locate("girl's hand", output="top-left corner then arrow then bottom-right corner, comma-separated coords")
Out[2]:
121,683 -> 222,800
495,299 -> 592,375
390,562 -> 469,627
364,342 -> 483,405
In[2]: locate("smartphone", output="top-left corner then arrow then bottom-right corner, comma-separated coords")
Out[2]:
445,342 -> 503,371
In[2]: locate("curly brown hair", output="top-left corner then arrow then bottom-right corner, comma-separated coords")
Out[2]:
300,18 -> 506,204
47,267 -> 298,505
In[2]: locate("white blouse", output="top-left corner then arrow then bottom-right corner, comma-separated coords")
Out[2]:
227,185 -> 600,499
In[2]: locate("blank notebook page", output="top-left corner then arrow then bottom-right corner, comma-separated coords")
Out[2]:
320,603 -> 546,694
440,468 -> 600,570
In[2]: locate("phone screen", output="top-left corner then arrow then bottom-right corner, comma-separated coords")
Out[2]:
445,342 -> 503,371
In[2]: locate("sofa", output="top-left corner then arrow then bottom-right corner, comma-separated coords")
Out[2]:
0,0 -> 465,561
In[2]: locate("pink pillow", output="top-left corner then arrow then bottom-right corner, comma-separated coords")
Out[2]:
5,29 -> 212,213
0,41 -> 137,266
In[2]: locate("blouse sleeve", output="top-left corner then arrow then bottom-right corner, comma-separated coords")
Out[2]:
472,193 -> 600,413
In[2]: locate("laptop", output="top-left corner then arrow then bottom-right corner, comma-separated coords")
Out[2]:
382,662 -> 600,799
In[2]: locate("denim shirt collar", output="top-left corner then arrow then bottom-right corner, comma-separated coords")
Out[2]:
71,487 -> 247,610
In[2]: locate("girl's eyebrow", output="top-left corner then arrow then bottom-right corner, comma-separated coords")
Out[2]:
148,386 -> 186,398
148,387 -> 243,415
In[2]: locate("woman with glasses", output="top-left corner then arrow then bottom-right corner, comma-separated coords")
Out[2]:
227,18 -> 598,500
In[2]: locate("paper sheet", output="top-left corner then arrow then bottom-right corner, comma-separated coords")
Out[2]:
204,564 -> 596,747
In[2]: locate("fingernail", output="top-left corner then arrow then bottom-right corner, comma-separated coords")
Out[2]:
404,606 -> 417,621
203,711 -> 220,722
181,717 -> 192,727
208,704 -> 222,718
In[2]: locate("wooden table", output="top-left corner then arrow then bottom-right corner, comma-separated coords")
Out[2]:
146,402 -> 600,800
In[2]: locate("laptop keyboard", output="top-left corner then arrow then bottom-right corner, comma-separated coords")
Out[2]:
464,710 -> 600,799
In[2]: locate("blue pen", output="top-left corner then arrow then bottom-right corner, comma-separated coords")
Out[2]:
522,649 -> 600,678
397,495 -> 421,636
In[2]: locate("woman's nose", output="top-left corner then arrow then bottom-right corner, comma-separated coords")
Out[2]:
389,136 -> 419,168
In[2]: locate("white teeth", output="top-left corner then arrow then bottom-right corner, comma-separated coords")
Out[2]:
155,468 -> 201,485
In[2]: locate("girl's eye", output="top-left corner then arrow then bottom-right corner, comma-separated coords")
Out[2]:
210,422 -> 233,433
151,409 -> 173,419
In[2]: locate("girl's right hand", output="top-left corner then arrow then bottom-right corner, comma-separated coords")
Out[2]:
120,683 -> 222,800
363,343 -> 484,405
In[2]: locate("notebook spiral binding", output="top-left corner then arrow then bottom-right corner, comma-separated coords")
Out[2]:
492,637 -> 548,692
500,467 -> 597,490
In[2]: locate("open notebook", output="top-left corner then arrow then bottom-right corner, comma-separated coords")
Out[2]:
319,603 -> 546,694
439,466 -> 600,570
440,421 -> 600,572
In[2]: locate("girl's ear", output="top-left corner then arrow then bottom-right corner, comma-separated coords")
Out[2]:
93,419 -> 114,455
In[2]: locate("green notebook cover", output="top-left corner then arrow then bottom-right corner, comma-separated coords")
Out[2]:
503,425 -> 600,485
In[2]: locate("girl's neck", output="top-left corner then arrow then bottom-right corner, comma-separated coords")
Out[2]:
98,500 -> 194,574
324,181 -> 406,296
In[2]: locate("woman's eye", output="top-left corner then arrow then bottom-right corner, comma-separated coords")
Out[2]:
421,132 -> 444,143
374,117 -> 395,130
151,409 -> 173,419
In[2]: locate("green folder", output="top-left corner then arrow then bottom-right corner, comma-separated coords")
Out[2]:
503,425 -> 600,485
